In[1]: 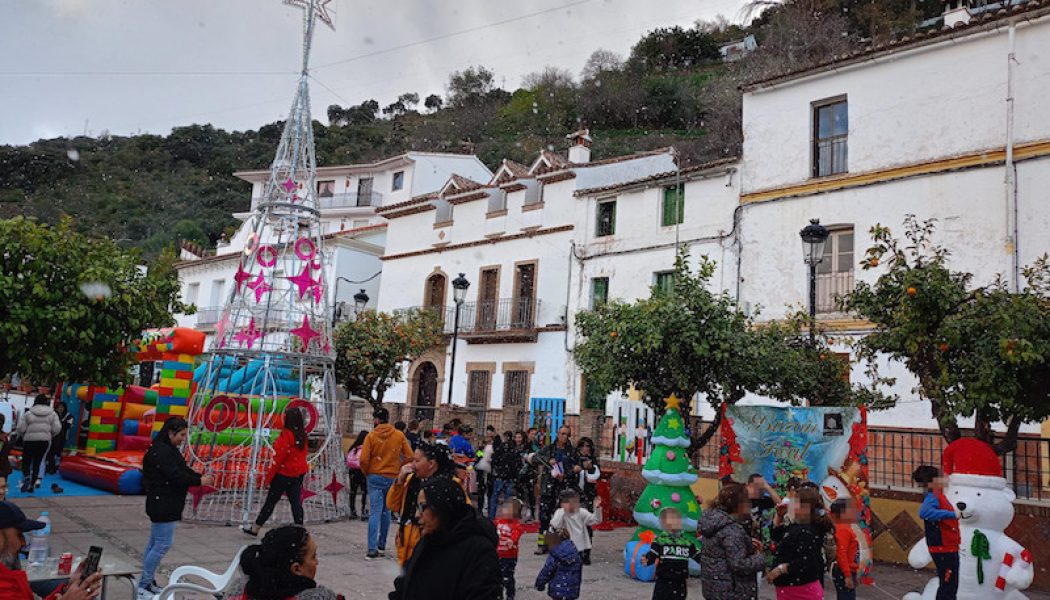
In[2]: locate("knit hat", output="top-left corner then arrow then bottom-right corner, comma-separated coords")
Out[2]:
943,438 -> 1005,489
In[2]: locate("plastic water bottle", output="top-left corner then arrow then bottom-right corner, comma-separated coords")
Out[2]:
27,512 -> 50,566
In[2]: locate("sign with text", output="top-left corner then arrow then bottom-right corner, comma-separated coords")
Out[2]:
720,405 -> 863,490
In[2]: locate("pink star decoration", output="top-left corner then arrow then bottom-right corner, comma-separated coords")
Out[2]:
324,473 -> 345,504
300,486 -> 317,501
281,178 -> 297,193
247,273 -> 272,303
290,316 -> 320,349
188,485 -> 218,512
234,318 -> 264,349
310,280 -> 324,303
214,312 -> 232,348
287,265 -> 318,300
233,263 -> 252,292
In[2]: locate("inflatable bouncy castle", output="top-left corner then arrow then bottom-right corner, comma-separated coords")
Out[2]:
58,328 -> 206,494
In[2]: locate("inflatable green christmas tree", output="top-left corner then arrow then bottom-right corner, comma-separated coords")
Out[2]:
631,395 -> 701,546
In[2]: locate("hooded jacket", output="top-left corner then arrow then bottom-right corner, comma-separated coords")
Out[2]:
360,424 -> 413,479
698,508 -> 767,600
16,404 -> 60,443
142,440 -> 202,523
389,506 -> 501,600
535,539 -> 582,600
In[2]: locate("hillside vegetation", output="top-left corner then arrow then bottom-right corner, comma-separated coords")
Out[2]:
0,0 -> 941,257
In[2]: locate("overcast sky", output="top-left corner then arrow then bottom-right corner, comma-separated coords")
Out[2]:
0,0 -> 750,146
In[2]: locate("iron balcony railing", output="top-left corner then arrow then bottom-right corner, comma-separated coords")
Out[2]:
195,306 -> 223,327
816,270 -> 855,313
394,298 -> 541,335
251,190 -> 383,211
317,190 -> 383,210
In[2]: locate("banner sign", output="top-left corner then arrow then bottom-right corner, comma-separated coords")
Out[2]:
720,405 -> 874,583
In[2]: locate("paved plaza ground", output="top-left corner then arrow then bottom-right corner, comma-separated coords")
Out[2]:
14,494 -> 1050,599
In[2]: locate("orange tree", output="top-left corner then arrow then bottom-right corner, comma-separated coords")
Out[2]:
574,252 -> 884,454
841,215 -> 1050,453
333,308 -> 445,408
0,216 -> 185,386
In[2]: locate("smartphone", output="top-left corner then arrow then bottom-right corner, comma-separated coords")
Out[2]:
82,545 -> 103,576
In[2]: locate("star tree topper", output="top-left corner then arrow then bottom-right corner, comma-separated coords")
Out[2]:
283,0 -> 335,30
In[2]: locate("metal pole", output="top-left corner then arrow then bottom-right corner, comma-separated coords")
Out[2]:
447,302 -> 461,404
808,262 -> 817,345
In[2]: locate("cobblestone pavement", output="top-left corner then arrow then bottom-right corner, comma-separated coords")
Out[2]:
14,494 -> 1050,599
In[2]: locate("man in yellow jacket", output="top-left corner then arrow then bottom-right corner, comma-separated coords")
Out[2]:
359,407 -> 413,560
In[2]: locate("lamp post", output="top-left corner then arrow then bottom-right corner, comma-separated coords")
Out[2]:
799,218 -> 830,344
447,273 -> 470,405
353,288 -> 369,319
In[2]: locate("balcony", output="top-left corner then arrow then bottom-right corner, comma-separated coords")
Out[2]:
195,306 -> 223,328
816,271 -> 855,314
394,298 -> 544,343
250,191 -> 382,211
317,191 -> 383,210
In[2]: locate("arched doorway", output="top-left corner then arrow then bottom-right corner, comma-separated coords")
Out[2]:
424,273 -> 446,309
413,361 -> 439,423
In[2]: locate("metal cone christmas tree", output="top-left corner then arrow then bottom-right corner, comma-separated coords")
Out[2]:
629,395 -> 702,573
182,0 -> 348,525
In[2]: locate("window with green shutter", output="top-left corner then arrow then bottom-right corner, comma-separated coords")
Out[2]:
661,185 -> 684,227
654,271 -> 675,295
591,277 -> 609,308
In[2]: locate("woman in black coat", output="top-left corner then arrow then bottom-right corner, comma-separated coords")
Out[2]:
390,477 -> 501,600
137,417 -> 212,596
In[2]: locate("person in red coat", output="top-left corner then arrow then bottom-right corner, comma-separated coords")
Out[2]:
0,501 -> 102,600
243,407 -> 310,536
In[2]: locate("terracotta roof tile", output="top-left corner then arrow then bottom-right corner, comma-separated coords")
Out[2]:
176,224 -> 387,267
376,192 -> 437,214
574,157 -> 739,197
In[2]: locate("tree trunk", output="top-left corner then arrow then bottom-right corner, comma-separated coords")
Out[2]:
992,415 -> 1023,456
930,397 -> 961,444
975,416 -> 993,445
689,408 -> 723,458
369,386 -> 385,410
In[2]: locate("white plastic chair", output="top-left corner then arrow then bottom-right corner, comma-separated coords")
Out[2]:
160,545 -> 246,597
157,581 -> 223,600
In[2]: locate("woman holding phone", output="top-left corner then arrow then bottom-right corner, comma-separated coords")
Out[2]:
138,417 -> 212,599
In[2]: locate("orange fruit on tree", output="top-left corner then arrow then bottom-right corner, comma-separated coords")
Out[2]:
939,343 -> 950,353
610,331 -> 618,338
906,287 -> 917,297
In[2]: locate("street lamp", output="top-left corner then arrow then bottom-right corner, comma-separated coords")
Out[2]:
447,273 -> 470,404
353,288 -> 369,319
799,218 -> 830,344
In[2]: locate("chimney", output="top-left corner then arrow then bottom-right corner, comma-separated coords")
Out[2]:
942,0 -> 972,28
566,128 -> 593,164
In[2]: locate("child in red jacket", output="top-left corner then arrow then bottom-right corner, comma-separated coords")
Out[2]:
243,407 -> 310,535
830,499 -> 860,600
494,498 -> 525,599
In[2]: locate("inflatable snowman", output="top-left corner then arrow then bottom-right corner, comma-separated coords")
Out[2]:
904,438 -> 1034,600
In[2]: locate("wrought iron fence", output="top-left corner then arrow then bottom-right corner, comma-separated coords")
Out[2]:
866,428 -> 1050,504
195,306 -> 222,327
393,299 -> 540,335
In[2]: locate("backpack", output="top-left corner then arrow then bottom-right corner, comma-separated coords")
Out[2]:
346,446 -> 363,470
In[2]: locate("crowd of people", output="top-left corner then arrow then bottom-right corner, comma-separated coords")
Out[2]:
0,396 -> 965,600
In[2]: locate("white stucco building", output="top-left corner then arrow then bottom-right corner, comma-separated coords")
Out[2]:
176,3 -> 1050,437
174,152 -> 491,348
375,132 -> 678,426
734,2 -> 1050,432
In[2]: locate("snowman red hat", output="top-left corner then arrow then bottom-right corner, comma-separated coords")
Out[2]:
941,437 -> 1006,489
